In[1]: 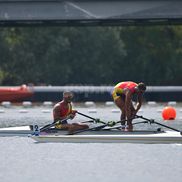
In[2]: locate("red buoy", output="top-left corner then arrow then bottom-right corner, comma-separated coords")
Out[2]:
162,106 -> 176,120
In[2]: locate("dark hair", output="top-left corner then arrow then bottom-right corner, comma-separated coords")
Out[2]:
138,82 -> 146,91
63,91 -> 74,97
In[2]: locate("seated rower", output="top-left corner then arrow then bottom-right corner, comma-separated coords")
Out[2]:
53,91 -> 89,134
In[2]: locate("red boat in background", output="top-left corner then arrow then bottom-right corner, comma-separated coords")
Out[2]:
0,85 -> 33,102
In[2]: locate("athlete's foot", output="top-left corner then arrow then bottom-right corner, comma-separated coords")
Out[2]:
128,127 -> 133,131
120,125 -> 125,131
124,128 -> 132,132
124,125 -> 133,132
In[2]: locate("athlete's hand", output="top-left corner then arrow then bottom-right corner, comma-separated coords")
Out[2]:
69,110 -> 77,119
72,110 -> 77,115
69,114 -> 75,119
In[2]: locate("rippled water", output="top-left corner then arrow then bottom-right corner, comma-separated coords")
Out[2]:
0,103 -> 182,182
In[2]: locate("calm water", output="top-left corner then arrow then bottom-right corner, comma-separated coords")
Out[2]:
0,103 -> 182,182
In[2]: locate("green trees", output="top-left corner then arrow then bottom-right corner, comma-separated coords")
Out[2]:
0,26 -> 181,86
120,26 -> 182,85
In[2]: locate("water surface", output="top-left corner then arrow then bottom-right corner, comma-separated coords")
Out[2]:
0,103 -> 181,182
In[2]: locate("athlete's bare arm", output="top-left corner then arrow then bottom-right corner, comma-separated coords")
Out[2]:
53,104 -> 62,121
135,93 -> 143,113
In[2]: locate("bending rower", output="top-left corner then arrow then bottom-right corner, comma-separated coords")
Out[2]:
53,91 -> 89,134
112,81 -> 146,131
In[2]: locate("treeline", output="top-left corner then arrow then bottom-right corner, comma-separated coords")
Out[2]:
0,26 -> 182,86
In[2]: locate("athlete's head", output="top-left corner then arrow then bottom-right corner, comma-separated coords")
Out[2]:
63,91 -> 74,103
137,82 -> 146,93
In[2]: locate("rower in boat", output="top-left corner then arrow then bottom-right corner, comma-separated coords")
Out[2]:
0,113 -> 181,144
31,115 -> 182,144
53,91 -> 89,134
112,81 -> 146,131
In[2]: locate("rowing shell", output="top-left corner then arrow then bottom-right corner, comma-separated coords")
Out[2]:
0,126 -> 182,144
0,125 -> 166,136
0,126 -> 34,136
31,131 -> 182,144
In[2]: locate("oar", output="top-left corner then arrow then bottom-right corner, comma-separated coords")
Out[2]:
108,120 -> 149,130
136,115 -> 182,133
81,120 -> 97,123
40,112 -> 101,132
133,121 -> 149,125
40,118 -> 95,132
103,118 -> 149,130
69,116 -> 137,135
77,111 -> 106,124
40,117 -> 70,132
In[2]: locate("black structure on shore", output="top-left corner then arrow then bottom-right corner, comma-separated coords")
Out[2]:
0,0 -> 182,27
29,86 -> 182,102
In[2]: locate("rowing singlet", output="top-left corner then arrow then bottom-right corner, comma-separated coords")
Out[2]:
60,101 -> 72,118
53,101 -> 72,119
114,81 -> 138,96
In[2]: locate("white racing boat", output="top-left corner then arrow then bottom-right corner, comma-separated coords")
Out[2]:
31,130 -> 182,144
0,114 -> 182,144
0,126 -> 34,136
0,125 -> 166,136
0,126 -> 181,144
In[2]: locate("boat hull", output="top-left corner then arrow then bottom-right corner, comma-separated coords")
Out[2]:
31,131 -> 182,144
0,126 -> 181,144
0,126 -> 164,136
0,126 -> 34,136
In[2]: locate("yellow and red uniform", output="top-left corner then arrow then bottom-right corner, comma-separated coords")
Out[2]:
112,81 -> 138,101
53,101 -> 76,129
59,101 -> 72,118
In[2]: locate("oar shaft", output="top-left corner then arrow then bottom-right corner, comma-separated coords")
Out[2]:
137,115 -> 181,132
40,117 -> 69,132
70,117 -> 135,135
77,111 -> 105,124
132,121 -> 148,125
77,111 -> 96,121
81,120 -> 96,123
152,121 -> 180,132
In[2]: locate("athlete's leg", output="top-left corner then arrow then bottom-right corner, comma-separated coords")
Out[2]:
126,101 -> 135,131
112,90 -> 126,127
72,123 -> 89,130
114,97 -> 126,126
67,123 -> 88,134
